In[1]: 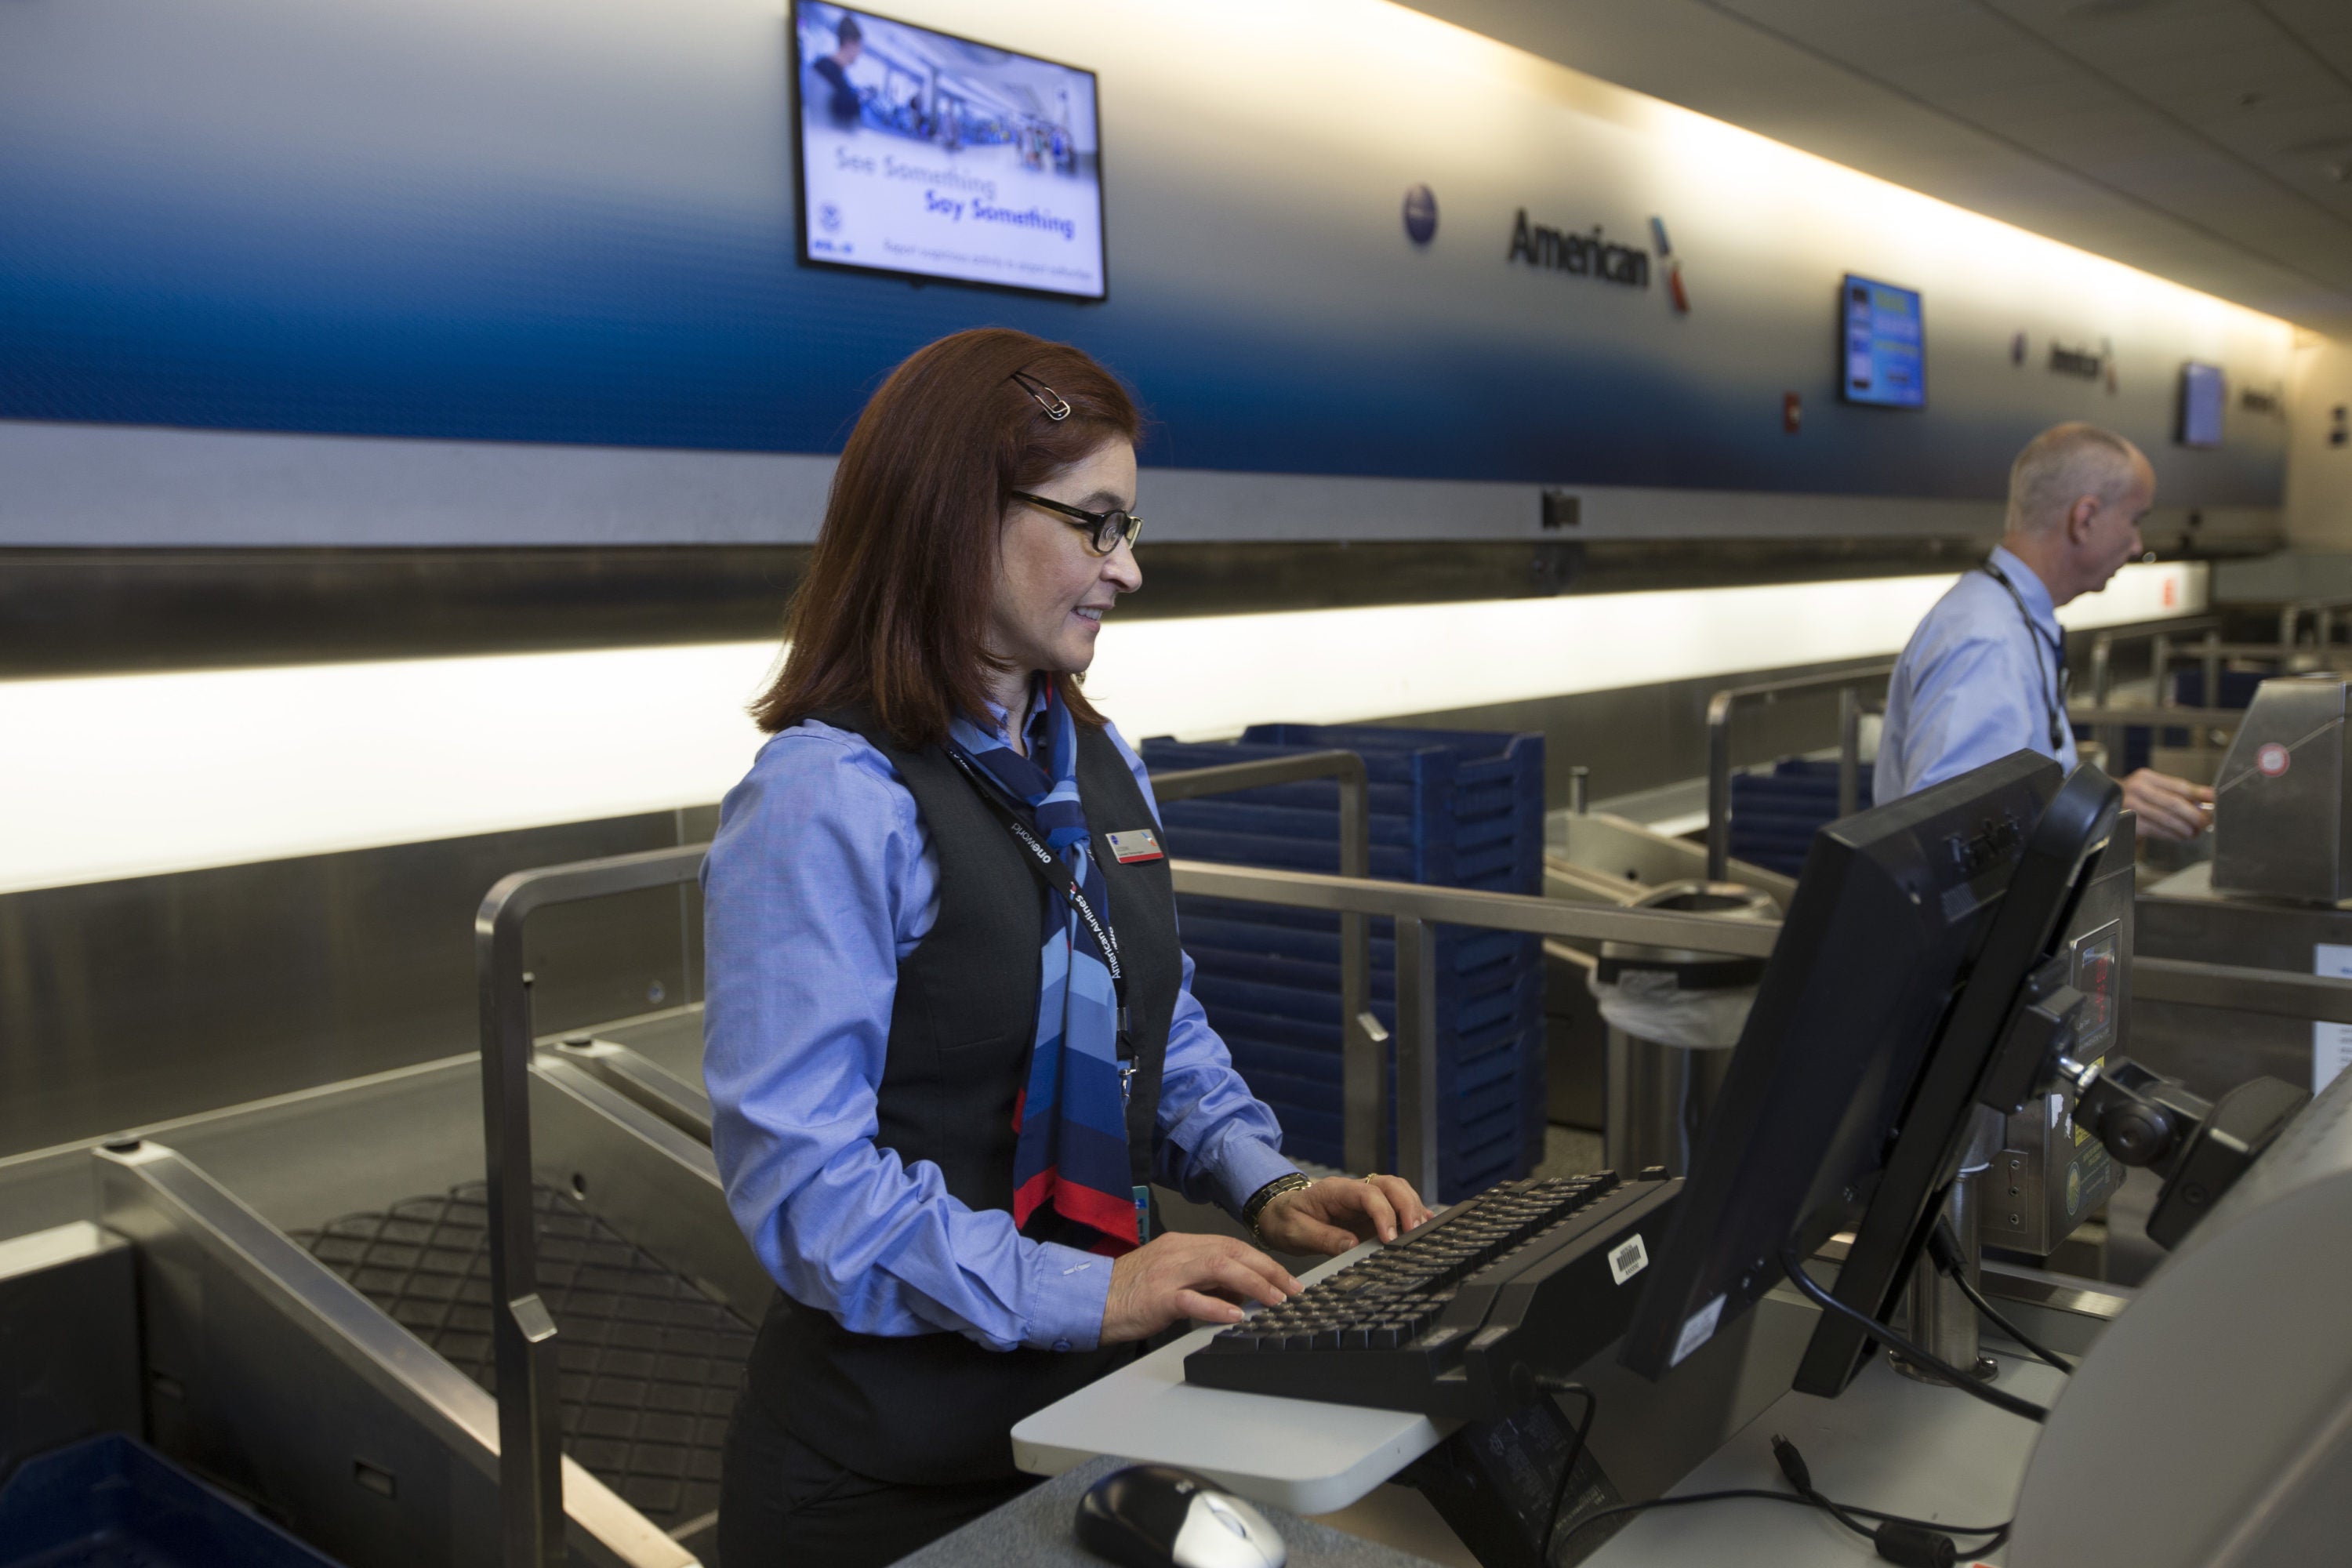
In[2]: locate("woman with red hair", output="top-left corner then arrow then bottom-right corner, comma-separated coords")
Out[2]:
703,327 -> 1429,1566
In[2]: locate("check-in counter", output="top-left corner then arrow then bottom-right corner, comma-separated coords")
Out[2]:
2136,673 -> 2352,1102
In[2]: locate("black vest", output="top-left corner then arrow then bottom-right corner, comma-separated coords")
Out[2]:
740,710 -> 1181,1485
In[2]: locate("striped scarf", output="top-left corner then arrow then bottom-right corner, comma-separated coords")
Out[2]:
947,681 -> 1138,1254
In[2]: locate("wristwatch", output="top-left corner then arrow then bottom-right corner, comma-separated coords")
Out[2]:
1243,1173 -> 1313,1241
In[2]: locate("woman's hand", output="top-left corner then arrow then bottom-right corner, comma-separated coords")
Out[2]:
1255,1174 -> 1435,1256
1100,1233 -> 1301,1345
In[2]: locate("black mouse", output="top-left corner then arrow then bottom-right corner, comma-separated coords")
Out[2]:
1074,1463 -> 1287,1568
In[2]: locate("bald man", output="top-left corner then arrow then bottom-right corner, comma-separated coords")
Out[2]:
1877,423 -> 2212,840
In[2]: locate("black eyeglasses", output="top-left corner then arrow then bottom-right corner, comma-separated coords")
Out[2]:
1010,490 -> 1145,555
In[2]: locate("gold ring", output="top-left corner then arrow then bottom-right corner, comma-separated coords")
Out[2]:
1362,1172 -> 1382,1184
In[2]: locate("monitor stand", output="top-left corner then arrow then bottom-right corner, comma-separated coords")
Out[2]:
1886,1105 -> 2003,1385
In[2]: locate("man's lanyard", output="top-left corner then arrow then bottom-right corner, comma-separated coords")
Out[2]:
1978,558 -> 2071,753
942,744 -> 1134,1063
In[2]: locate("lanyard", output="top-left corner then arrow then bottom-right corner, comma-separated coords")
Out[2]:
1978,558 -> 2070,753
942,744 -> 1134,1062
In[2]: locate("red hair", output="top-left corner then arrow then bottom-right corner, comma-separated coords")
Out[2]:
752,328 -> 1142,746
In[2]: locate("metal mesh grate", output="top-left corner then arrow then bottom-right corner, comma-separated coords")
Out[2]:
296,1181 -> 751,1540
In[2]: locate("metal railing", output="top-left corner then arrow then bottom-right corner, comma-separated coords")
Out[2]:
2279,596 -> 2352,652
1167,861 -> 1781,1196
476,843 -> 710,1568
1705,663 -> 1896,882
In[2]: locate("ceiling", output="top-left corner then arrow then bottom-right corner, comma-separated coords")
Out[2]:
1403,0 -> 2352,338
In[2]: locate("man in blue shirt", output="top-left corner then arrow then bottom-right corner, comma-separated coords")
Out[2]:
1878,422 -> 2212,840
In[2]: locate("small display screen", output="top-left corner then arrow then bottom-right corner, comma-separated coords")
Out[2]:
2180,362 -> 2225,448
1840,274 -> 1926,408
2071,924 -> 2120,1054
792,2 -> 1107,300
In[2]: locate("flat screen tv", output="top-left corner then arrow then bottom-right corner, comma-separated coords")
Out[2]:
791,2 -> 1107,301
1840,274 -> 1925,408
2180,362 -> 2225,448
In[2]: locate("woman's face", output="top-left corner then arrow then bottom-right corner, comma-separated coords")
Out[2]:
987,437 -> 1141,682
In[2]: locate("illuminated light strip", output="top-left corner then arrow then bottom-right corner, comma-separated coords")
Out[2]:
0,563 -> 2202,895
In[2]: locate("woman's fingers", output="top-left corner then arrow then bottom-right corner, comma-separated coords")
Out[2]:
1203,1251 -> 1295,1307
1348,1181 -> 1401,1243
1174,1287 -> 1247,1324
1370,1174 -> 1433,1231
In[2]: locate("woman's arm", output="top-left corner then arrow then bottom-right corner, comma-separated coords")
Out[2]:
702,725 -> 1112,1353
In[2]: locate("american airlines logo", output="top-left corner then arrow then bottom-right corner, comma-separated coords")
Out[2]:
1505,209 -> 1690,312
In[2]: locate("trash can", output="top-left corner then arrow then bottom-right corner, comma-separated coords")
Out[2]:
1590,881 -> 1776,1176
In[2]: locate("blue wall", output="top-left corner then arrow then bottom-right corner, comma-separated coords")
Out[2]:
0,0 -> 2293,504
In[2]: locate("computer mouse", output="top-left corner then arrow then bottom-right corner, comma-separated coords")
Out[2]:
1074,1463 -> 1287,1568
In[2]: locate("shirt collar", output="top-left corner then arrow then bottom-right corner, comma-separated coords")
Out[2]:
1988,543 -> 2060,632
978,675 -> 1055,750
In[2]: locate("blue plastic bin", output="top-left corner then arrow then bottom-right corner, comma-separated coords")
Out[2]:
0,1433 -> 343,1568
1142,724 -> 1547,1199
1728,758 -> 1875,878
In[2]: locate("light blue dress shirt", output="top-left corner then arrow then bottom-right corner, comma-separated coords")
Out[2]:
1878,543 -> 2078,802
701,710 -> 1298,1359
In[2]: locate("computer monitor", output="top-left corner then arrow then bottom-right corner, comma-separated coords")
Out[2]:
1620,753 -> 2118,1391
2178,362 -> 2225,448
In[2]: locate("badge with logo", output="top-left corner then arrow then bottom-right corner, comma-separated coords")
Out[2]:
1105,829 -> 1164,864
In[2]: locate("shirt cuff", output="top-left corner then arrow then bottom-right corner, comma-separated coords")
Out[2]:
1214,1138 -> 1303,1221
1022,1241 -> 1115,1354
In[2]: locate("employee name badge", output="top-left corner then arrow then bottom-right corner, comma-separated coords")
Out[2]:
1105,829 -> 1164,865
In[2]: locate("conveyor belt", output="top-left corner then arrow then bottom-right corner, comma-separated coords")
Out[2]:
296,1181 -> 752,1545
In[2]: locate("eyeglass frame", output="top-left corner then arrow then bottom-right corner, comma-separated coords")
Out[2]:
1008,489 -> 1145,556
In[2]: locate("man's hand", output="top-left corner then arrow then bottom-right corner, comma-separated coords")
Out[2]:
1256,1174 -> 1436,1256
1100,1232 -> 1300,1345
2122,768 -> 2213,841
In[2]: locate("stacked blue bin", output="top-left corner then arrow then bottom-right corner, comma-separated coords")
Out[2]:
1727,758 -> 1875,878
1139,724 -> 1546,1201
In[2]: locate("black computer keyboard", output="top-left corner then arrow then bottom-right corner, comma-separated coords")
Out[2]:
1185,1171 -> 1681,1421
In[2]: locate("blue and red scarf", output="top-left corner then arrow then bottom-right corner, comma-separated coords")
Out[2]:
947,681 -> 1139,1254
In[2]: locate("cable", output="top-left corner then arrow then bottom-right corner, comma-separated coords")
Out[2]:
1922,1221 -> 2075,1377
1552,1488 -> 2009,1560
1532,1378 -> 1598,1566
1777,1244 -> 2050,1424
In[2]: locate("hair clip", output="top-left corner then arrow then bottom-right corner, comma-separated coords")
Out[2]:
1010,369 -> 1071,422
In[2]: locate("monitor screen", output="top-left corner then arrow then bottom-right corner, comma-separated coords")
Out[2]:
792,3 -> 1107,301
1619,750 -> 2066,1383
2180,362 -> 2225,448
1840,274 -> 1926,408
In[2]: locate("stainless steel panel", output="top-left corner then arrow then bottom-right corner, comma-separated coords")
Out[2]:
2211,673 -> 2352,904
0,1222 -> 142,1475
1548,812 -> 1798,913
95,1140 -> 693,1568
528,1057 -> 770,1322
547,1038 -> 713,1144
0,811 -> 701,1158
2136,862 -> 2352,1097
1383,654 -> 1905,810
599,1011 -> 707,1087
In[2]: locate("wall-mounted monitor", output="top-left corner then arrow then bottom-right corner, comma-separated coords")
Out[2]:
791,2 -> 1107,301
1839,274 -> 1926,408
2180,362 -> 2225,448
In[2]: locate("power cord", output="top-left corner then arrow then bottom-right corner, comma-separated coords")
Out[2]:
1530,1377 -> 1597,1566
1923,1218 -> 2074,1377
1548,1432 -> 2009,1567
1777,1243 -> 2051,1423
